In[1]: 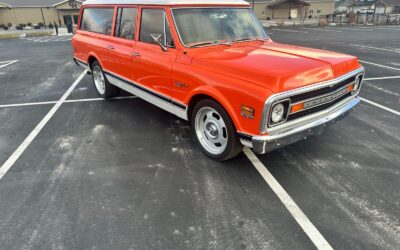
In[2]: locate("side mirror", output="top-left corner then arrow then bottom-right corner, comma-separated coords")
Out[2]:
150,33 -> 168,52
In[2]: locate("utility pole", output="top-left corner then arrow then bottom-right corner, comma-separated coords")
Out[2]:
40,8 -> 46,28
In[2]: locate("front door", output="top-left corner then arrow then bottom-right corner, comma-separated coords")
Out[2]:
131,7 -> 176,99
63,15 -> 73,33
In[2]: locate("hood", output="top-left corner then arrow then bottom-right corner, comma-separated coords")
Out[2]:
190,41 -> 361,93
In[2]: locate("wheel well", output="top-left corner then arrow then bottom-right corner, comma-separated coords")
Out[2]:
88,56 -> 98,69
188,94 -> 224,122
188,94 -> 212,121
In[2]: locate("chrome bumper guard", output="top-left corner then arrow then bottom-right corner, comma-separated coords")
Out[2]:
241,96 -> 360,154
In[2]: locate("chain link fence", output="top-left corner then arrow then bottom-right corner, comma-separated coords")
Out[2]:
319,13 -> 400,25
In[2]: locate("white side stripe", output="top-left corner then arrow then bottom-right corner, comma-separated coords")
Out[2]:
243,148 -> 333,250
0,71 -> 86,180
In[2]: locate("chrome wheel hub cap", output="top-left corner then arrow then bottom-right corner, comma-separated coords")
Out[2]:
195,107 -> 228,155
93,66 -> 105,95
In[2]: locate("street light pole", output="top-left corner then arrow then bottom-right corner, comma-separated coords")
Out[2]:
40,8 -> 46,28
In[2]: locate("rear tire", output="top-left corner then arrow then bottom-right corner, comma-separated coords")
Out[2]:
191,99 -> 243,161
91,61 -> 120,99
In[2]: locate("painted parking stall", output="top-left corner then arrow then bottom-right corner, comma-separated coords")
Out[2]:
0,24 -> 399,249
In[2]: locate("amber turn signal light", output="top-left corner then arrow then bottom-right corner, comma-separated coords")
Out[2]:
241,105 -> 255,119
347,84 -> 354,92
290,102 -> 305,114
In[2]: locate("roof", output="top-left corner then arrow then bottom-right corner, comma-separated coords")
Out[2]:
0,0 -> 84,7
377,0 -> 400,6
353,0 -> 377,7
267,0 -> 310,7
83,0 -> 249,5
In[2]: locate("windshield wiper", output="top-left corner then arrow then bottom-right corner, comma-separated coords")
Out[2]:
189,41 -> 232,48
234,37 -> 267,42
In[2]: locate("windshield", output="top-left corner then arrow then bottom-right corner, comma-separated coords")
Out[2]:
172,8 -> 267,47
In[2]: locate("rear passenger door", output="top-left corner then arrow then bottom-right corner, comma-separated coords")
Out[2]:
131,7 -> 176,99
106,6 -> 138,80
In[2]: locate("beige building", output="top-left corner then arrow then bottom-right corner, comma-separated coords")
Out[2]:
248,0 -> 335,19
0,0 -> 84,28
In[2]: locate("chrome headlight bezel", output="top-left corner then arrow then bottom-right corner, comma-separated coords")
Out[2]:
268,99 -> 290,127
352,73 -> 364,94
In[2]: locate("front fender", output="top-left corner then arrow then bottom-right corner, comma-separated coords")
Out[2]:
185,86 -> 245,133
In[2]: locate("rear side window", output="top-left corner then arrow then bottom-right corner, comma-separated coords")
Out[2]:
81,8 -> 114,35
115,8 -> 137,40
139,9 -> 164,44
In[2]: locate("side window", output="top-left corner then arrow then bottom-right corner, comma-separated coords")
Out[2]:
140,8 -> 174,47
115,8 -> 137,40
81,8 -> 114,35
165,18 -> 174,48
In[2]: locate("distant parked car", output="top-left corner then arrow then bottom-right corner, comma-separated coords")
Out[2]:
72,0 -> 365,161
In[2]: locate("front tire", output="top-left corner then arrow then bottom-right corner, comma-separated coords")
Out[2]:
191,99 -> 243,161
91,61 -> 119,99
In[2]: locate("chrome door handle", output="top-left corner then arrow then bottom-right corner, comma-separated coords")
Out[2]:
106,44 -> 115,50
131,52 -> 141,57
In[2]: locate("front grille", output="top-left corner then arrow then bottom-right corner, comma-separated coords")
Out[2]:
290,76 -> 356,103
287,92 -> 352,121
262,68 -> 365,132
284,76 -> 359,123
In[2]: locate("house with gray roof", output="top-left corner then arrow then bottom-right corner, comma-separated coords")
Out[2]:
375,0 -> 400,13
246,0 -> 335,20
0,0 -> 84,29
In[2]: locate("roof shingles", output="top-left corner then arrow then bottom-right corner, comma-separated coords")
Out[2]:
0,0 -> 84,7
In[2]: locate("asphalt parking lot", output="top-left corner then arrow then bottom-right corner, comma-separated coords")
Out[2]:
0,26 -> 399,250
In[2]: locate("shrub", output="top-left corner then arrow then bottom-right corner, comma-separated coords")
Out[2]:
19,23 -> 26,27
27,22 -> 32,26
38,22 -> 44,27
7,22 -> 12,27
48,23 -> 54,28
0,24 -> 4,28
16,25 -> 23,30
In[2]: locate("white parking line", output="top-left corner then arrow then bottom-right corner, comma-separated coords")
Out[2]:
272,28 -> 309,33
364,75 -> 400,81
0,60 -> 18,69
0,96 -> 138,109
367,27 -> 400,31
243,148 -> 333,250
336,27 -> 374,31
361,98 -> 400,116
0,70 -> 86,180
359,60 -> 400,71
0,100 -> 58,108
350,44 -> 400,53
301,27 -> 341,32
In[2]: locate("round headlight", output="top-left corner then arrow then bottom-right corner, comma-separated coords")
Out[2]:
271,103 -> 285,123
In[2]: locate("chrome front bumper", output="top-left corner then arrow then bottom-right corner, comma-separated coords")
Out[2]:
240,96 -> 360,154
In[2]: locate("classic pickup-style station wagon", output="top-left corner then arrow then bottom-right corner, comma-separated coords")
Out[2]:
72,0 -> 365,161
